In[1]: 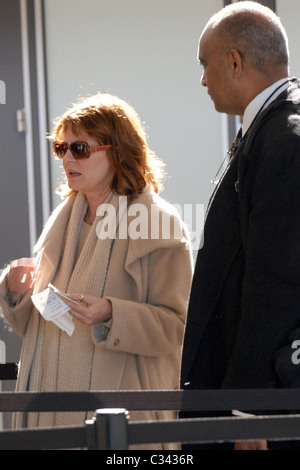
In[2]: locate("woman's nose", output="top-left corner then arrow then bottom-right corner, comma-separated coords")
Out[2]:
63,148 -> 76,161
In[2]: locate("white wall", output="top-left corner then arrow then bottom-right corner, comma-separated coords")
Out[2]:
277,0 -> 300,78
43,0 -> 224,250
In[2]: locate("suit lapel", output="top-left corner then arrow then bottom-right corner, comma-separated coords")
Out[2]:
182,146 -> 242,383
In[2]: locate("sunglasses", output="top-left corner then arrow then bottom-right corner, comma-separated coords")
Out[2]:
52,141 -> 113,159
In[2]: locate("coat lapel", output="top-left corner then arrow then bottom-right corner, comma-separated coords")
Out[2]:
181,148 -> 242,384
33,194 -> 76,293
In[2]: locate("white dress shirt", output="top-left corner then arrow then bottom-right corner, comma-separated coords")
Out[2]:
242,78 -> 291,136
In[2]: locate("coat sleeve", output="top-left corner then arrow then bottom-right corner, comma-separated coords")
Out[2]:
223,111 -> 300,388
0,266 -> 33,336
93,212 -> 194,357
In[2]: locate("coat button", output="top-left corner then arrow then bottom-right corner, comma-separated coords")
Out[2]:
113,338 -> 120,347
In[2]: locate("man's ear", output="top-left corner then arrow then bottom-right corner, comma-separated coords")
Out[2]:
229,49 -> 243,77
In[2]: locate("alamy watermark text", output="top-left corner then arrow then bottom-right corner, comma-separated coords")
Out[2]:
95,196 -> 204,251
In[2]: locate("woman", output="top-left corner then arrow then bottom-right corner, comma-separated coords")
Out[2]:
0,93 -> 193,449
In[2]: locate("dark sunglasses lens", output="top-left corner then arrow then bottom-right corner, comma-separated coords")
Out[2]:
70,142 -> 89,159
53,142 -> 67,159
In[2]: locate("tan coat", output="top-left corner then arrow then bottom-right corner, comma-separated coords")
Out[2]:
0,189 -> 193,448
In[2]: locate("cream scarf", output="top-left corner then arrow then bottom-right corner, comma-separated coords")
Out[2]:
28,191 -> 119,427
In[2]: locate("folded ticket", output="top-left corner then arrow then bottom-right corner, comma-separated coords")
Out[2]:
31,284 -> 75,336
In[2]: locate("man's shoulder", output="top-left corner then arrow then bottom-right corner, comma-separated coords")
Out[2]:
267,78 -> 300,120
285,78 -> 300,101
243,80 -> 300,153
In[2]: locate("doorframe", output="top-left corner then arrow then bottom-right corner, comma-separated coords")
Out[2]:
34,0 -> 51,226
20,0 -> 50,251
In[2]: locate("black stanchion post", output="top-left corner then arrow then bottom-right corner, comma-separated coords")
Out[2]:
0,363 -> 18,380
86,408 -> 130,450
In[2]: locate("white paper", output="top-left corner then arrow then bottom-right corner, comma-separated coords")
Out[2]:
31,286 -> 75,336
48,283 -> 80,305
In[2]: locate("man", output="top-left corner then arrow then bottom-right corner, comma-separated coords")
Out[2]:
181,1 -> 300,450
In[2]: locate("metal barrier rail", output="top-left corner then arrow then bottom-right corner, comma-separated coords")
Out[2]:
0,409 -> 127,450
0,424 -> 88,450
1,388 -> 300,413
106,410 -> 300,449
2,362 -> 300,448
1,408 -> 300,450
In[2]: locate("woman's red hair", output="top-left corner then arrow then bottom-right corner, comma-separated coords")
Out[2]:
51,93 -> 165,199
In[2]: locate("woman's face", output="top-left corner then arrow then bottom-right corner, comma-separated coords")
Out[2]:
61,127 -> 114,199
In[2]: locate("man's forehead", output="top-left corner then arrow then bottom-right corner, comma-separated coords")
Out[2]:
198,25 -> 216,60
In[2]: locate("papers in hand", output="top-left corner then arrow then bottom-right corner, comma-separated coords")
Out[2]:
31,284 -> 76,336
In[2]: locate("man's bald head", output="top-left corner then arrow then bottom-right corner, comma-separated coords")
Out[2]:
203,1 -> 289,75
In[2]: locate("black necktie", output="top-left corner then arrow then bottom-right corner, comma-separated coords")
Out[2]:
211,128 -> 243,185
228,127 -> 243,159
231,128 -> 243,192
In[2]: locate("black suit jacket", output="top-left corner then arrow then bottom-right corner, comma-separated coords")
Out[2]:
181,79 -> 300,395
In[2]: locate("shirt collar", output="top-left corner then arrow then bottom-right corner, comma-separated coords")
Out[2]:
242,78 -> 290,136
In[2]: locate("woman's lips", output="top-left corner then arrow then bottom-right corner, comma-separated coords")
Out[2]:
67,170 -> 81,178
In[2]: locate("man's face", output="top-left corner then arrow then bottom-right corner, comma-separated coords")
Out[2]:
198,26 -> 236,114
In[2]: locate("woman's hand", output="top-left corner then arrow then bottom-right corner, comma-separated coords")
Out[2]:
7,258 -> 36,294
62,294 -> 112,326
